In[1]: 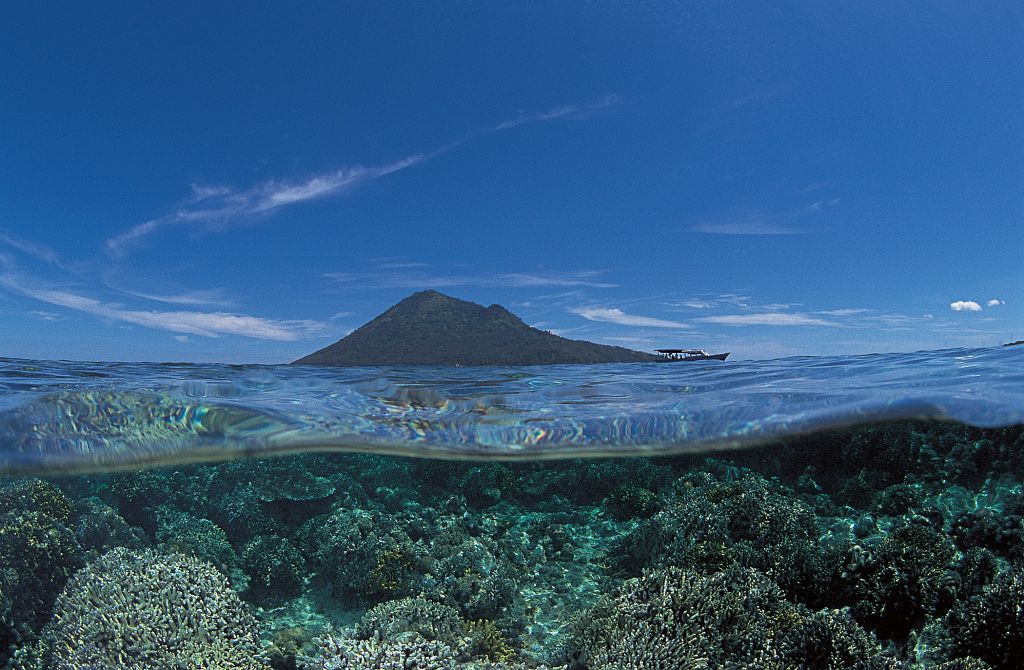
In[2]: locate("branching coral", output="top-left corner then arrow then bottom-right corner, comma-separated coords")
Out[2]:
616,470 -> 840,605
560,565 -> 886,670
0,509 -> 83,664
842,524 -> 958,639
17,547 -> 268,670
241,534 -> 306,604
298,508 -> 424,607
356,597 -> 465,648
297,632 -> 458,670
946,565 -> 1024,669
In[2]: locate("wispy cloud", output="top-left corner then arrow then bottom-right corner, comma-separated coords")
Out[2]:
29,310 -> 63,322
106,96 -> 621,256
673,299 -> 717,309
571,307 -> 691,329
699,313 -> 838,327
691,199 -> 839,236
494,94 -> 620,130
0,272 -> 324,341
105,155 -> 426,256
0,230 -> 61,265
818,308 -> 871,316
111,286 -> 236,308
324,268 -> 616,290
950,300 -> 982,312
691,218 -> 807,236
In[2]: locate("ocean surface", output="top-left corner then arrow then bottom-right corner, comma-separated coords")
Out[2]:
2,345 -> 1023,474
3,345 -> 1024,669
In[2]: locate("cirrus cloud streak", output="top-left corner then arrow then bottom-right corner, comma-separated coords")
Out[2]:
571,307 -> 691,329
0,272 -> 323,341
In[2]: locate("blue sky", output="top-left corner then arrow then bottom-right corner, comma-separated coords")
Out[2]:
1,2 -> 1022,363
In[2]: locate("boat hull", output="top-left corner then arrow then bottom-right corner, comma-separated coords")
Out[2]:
656,352 -> 730,362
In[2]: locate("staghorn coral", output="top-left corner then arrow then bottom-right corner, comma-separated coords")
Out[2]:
951,501 -> 1024,560
460,464 -> 520,509
604,483 -> 659,521
560,565 -> 887,670
18,547 -> 268,670
356,597 -> 465,648
267,626 -> 312,670
296,632 -> 458,670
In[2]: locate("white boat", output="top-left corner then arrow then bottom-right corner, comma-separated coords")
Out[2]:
654,348 -> 730,362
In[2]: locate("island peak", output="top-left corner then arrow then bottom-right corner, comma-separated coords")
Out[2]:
293,291 -> 656,367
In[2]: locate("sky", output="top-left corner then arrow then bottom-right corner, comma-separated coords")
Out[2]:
1,2 -> 1022,363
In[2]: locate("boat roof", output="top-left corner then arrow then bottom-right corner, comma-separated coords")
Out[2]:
655,348 -> 707,354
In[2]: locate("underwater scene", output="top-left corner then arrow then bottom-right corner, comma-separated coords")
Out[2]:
3,347 -> 1024,669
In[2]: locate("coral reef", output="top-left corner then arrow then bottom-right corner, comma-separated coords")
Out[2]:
3,420 -> 1024,668
242,534 -> 306,605
946,565 -> 1024,669
16,547 -> 268,669
298,507 -> 424,607
0,508 -> 83,664
559,565 -> 886,670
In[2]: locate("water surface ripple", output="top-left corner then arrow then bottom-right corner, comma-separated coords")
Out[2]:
1,346 -> 1023,474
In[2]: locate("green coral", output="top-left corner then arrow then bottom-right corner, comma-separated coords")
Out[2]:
0,479 -> 73,525
947,565 -> 1024,669
0,509 -> 83,664
842,524 -> 957,639
604,483 -> 659,520
617,469 -> 839,605
298,508 -> 423,607
464,619 -> 516,663
155,506 -> 239,577
241,534 -> 305,604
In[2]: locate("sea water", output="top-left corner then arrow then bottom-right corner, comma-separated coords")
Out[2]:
2,346 -> 1024,669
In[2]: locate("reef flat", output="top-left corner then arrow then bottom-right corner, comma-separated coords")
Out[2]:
2,420 -> 1024,669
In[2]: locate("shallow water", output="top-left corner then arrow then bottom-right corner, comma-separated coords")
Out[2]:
2,345 -> 1023,474
3,347 -> 1024,669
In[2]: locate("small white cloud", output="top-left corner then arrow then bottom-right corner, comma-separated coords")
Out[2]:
950,300 -> 982,312
174,335 -> 189,343
987,299 -> 1005,307
29,310 -> 62,321
571,307 -> 690,329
